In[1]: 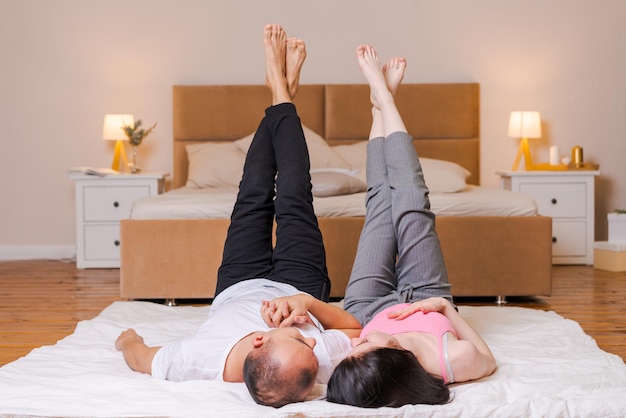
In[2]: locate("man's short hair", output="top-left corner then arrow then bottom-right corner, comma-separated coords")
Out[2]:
243,340 -> 317,407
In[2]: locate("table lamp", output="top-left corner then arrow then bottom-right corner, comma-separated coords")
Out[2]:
508,111 -> 541,171
103,114 -> 134,172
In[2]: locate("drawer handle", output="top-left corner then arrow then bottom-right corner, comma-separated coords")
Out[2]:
551,198 -> 557,205
552,237 -> 557,243
113,201 -> 120,208
114,240 -> 120,246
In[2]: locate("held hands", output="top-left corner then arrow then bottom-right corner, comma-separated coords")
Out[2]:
261,294 -> 314,328
387,297 -> 452,320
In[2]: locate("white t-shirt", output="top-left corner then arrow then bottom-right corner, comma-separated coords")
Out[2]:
151,279 -> 351,383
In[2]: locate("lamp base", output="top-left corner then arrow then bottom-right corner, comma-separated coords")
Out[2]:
511,137 -> 533,171
111,140 -> 129,172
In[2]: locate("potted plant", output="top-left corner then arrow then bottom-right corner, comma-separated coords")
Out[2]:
122,119 -> 157,173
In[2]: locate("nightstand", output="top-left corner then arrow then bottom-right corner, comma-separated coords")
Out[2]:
498,170 -> 600,265
69,172 -> 168,268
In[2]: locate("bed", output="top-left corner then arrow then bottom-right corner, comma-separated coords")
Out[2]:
119,84 -> 552,301
1,301 -> 625,417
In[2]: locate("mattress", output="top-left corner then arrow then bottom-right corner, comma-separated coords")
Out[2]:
1,301 -> 624,417
130,185 -> 538,220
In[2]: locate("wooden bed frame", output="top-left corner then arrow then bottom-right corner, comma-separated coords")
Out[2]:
120,84 -> 552,301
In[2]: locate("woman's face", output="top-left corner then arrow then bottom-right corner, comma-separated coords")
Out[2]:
348,330 -> 403,357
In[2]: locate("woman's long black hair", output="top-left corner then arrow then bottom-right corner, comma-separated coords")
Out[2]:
326,347 -> 450,408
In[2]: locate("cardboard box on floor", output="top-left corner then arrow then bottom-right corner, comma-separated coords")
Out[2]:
594,241 -> 626,272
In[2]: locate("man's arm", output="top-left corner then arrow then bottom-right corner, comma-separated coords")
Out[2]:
115,329 -> 161,375
261,294 -> 362,337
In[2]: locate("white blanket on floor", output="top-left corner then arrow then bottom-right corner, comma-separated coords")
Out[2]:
1,302 -> 625,417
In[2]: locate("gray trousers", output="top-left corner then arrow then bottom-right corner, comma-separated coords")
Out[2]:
343,132 -> 453,325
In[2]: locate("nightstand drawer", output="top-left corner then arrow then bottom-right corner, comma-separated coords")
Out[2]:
519,183 -> 586,218
552,220 -> 587,257
83,186 -> 151,221
84,224 -> 121,260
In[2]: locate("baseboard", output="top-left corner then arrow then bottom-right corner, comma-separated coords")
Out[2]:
0,246 -> 76,262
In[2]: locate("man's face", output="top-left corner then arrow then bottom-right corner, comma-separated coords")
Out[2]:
266,326 -> 317,350
265,327 -> 318,371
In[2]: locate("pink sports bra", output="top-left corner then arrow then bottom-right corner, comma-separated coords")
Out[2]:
361,303 -> 457,383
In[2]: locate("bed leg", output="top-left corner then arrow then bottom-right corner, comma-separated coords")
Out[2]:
496,295 -> 507,305
165,299 -> 177,307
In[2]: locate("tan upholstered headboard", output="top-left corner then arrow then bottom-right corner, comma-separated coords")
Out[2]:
172,83 -> 479,188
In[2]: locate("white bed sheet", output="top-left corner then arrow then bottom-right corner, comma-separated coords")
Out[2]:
1,302 -> 624,418
130,185 -> 537,220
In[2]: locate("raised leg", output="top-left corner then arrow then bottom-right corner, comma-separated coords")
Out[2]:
215,115 -> 277,296
344,50 -> 408,324
385,133 -> 452,304
344,46 -> 453,323
269,28 -> 330,300
343,138 -> 398,324
215,24 -> 289,296
268,103 -> 331,301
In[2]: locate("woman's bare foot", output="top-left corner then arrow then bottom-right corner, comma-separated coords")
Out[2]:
356,45 -> 393,109
263,24 -> 290,105
357,45 -> 408,136
382,57 -> 406,96
286,37 -> 306,99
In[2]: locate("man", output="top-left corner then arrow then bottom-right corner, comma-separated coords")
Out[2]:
114,24 -> 361,408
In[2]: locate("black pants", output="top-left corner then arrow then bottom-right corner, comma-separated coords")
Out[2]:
215,103 -> 330,301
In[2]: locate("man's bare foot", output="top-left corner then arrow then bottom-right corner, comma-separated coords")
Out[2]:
356,45 -> 393,109
263,24 -> 290,105
286,37 -> 306,99
382,57 -> 406,96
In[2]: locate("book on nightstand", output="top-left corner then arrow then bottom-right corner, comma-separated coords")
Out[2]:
68,167 -> 119,177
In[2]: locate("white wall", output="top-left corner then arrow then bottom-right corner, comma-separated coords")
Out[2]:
1,0 -> 624,258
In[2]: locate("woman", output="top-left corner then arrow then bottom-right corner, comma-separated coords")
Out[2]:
323,45 -> 497,408
261,44 -> 496,408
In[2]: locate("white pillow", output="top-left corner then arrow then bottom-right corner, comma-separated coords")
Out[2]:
332,142 -> 368,183
232,132 -> 255,153
420,157 -> 470,193
311,170 -> 366,197
185,142 -> 245,188
234,125 -> 351,171
332,142 -> 470,193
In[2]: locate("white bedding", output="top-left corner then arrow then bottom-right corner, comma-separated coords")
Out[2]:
1,302 -> 625,417
131,185 -> 537,220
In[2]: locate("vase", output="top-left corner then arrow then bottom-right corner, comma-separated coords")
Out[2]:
129,145 -> 142,174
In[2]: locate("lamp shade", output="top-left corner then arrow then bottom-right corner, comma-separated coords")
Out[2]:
102,114 -> 134,141
507,111 -> 541,138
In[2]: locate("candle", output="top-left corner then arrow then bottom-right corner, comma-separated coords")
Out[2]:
550,145 -> 560,165
572,145 -> 584,166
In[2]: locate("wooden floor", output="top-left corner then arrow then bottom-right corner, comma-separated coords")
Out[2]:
0,260 -> 625,366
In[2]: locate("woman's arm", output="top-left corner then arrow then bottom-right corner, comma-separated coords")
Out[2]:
115,329 -> 161,375
388,297 -> 496,380
261,294 -> 362,337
